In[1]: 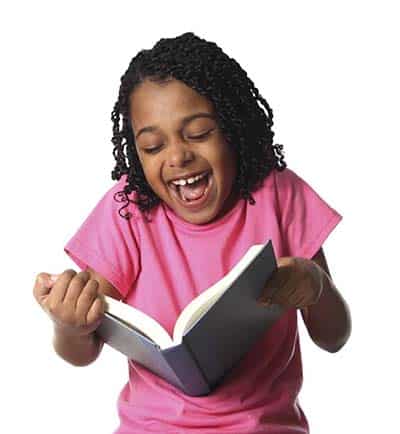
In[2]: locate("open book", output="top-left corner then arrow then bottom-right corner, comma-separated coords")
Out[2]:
96,240 -> 283,396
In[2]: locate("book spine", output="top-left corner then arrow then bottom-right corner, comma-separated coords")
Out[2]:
96,314 -> 187,390
162,343 -> 211,396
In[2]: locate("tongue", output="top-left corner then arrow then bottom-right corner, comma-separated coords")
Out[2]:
180,176 -> 208,201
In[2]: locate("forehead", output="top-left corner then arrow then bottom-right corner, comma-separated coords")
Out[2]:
129,79 -> 215,129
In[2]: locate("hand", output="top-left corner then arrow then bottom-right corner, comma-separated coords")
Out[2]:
33,269 -> 106,337
258,257 -> 323,309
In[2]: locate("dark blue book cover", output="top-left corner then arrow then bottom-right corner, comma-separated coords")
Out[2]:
96,240 -> 283,396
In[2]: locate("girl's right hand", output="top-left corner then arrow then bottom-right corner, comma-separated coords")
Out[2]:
33,269 -> 106,337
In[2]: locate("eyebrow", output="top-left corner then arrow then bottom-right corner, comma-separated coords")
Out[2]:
135,112 -> 216,139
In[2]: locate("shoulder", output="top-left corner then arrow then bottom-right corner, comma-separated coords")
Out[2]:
252,167 -> 301,203
273,166 -> 304,190
273,167 -> 320,205
67,174 -> 143,250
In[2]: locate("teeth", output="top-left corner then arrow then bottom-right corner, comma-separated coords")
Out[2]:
171,172 -> 208,186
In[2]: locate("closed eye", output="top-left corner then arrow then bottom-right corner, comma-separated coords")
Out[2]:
143,145 -> 162,154
142,129 -> 214,154
187,129 -> 214,140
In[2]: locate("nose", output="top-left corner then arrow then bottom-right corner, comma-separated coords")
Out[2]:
166,140 -> 195,168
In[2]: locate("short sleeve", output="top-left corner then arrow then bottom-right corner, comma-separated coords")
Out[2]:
63,180 -> 140,299
274,168 -> 343,259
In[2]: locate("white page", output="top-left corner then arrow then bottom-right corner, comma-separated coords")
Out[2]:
172,244 -> 264,343
104,296 -> 173,349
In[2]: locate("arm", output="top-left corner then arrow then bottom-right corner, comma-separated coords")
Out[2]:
301,248 -> 352,353
53,323 -> 103,367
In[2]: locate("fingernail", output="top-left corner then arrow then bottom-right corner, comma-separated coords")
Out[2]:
49,274 -> 58,282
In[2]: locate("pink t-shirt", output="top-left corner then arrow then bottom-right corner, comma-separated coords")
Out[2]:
64,167 -> 342,434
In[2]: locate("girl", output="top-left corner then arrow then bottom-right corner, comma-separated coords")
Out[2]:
33,32 -> 351,433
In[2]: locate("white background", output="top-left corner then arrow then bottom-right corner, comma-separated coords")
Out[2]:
1,1 -> 398,433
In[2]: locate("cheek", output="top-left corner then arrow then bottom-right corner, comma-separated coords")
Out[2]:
220,146 -> 238,178
208,142 -> 236,173
139,161 -> 158,188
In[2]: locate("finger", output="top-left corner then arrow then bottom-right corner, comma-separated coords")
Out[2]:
34,273 -> 64,309
264,271 -> 290,298
75,280 -> 99,325
297,293 -> 315,308
268,272 -> 299,302
288,293 -> 305,308
258,283 -> 281,305
86,297 -> 105,325
63,271 -> 91,308
33,273 -> 53,301
283,283 -> 298,301
50,269 -> 77,304
269,289 -> 292,307
264,285 -> 283,303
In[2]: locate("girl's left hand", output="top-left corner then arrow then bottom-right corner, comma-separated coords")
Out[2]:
258,257 -> 323,309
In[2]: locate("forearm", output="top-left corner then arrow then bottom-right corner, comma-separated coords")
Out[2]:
303,267 -> 352,353
53,326 -> 103,366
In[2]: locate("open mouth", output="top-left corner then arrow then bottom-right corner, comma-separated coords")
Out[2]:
168,171 -> 212,209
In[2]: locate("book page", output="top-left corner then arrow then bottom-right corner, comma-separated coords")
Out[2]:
172,244 -> 264,343
103,296 -> 173,349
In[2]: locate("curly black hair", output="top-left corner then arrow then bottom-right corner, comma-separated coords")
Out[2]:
110,32 -> 286,221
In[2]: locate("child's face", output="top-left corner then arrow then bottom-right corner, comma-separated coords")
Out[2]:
129,78 -> 238,225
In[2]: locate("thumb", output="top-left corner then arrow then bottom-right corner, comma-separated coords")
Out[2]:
37,273 -> 59,290
49,273 -> 59,283
34,273 -> 56,303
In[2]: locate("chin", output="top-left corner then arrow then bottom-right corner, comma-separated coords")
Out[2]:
181,211 -> 215,225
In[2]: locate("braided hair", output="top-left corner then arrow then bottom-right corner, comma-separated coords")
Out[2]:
110,32 -> 287,221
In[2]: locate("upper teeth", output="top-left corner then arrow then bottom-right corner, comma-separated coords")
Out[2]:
171,172 -> 208,186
